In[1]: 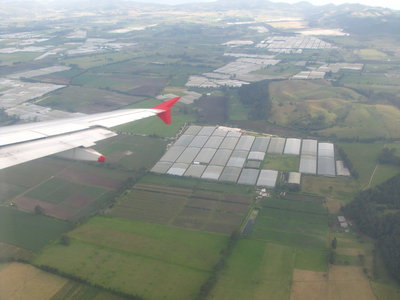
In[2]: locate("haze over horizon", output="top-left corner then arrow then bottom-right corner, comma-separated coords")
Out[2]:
14,0 -> 400,10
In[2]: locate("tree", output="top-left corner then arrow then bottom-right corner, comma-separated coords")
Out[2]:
331,237 -> 337,249
60,234 -> 71,246
34,205 -> 44,215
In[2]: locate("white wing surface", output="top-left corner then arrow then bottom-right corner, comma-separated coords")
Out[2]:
0,97 -> 180,170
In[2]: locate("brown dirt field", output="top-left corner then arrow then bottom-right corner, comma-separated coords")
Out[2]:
0,262 -> 68,300
64,194 -> 96,209
57,169 -> 122,189
0,243 -> 34,261
290,266 -> 376,300
325,198 -> 343,214
14,196 -> 76,220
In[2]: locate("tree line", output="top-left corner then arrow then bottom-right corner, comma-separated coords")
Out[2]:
378,147 -> 400,166
343,174 -> 400,282
237,80 -> 272,120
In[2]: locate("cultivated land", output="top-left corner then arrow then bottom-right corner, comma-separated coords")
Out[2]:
111,182 -> 251,234
34,216 -> 228,299
1,3 -> 400,299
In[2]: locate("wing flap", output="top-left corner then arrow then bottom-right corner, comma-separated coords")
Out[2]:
0,128 -> 117,170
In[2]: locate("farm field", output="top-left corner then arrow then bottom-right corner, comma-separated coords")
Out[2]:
34,216 -> 228,299
0,262 -> 68,300
251,198 -> 329,250
263,154 -> 299,172
71,72 -> 168,97
290,266 -> 376,300
139,173 -> 252,195
301,175 -> 359,201
10,161 -> 133,220
62,51 -> 138,69
39,86 -> 145,113
0,262 -> 124,300
0,207 -> 71,252
94,135 -> 167,171
337,142 -> 400,189
111,182 -> 251,234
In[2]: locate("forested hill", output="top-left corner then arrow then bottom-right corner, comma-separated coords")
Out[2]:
344,174 -> 400,282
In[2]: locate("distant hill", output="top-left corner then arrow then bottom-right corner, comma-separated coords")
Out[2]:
1,0 -> 400,35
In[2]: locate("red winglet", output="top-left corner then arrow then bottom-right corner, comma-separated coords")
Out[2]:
98,155 -> 106,163
151,96 -> 181,124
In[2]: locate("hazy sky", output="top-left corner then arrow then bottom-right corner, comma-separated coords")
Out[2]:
268,0 -> 400,10
142,0 -> 400,10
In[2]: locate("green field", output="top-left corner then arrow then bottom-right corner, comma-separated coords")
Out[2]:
111,183 -> 250,234
263,154 -> 299,172
94,135 -> 167,171
356,48 -> 389,60
34,216 -> 228,299
0,207 -> 71,252
39,86 -> 145,113
210,240 -> 294,300
62,51 -> 137,69
301,175 -> 360,200
26,177 -> 106,204
336,142 -> 400,189
317,104 -> 400,140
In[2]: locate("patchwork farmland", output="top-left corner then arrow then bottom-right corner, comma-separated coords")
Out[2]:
111,182 -> 251,234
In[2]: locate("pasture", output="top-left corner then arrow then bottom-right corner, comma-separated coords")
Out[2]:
269,79 -> 365,103
0,207 -> 71,252
317,104 -> 400,140
301,175 -> 359,201
34,216 -> 228,299
337,142 -> 400,189
262,154 -> 299,172
210,240 -> 294,300
251,196 -> 329,251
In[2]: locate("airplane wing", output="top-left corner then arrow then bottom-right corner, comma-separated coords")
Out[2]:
0,96 -> 180,170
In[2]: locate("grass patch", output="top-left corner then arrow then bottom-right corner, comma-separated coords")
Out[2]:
262,154 -> 299,172
0,207 -> 71,252
301,175 -> 359,201
94,135 -> 167,171
210,240 -> 294,300
252,197 -> 329,250
356,49 -> 388,60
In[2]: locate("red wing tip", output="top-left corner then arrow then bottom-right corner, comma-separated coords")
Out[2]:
98,156 -> 106,163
